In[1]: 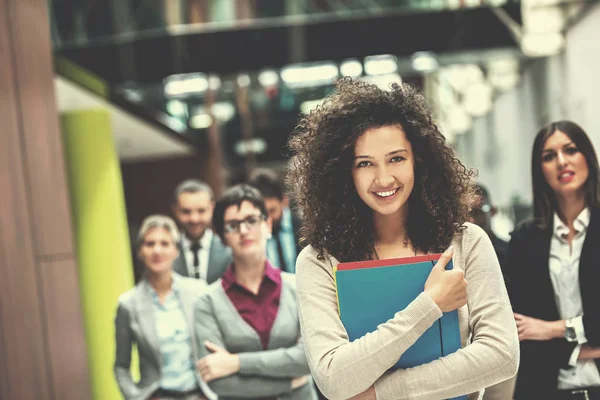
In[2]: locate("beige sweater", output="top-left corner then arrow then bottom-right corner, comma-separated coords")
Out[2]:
295,223 -> 519,400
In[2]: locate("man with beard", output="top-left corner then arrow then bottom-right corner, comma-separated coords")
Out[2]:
172,179 -> 232,283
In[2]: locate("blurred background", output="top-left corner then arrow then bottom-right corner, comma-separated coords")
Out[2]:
1,0 -> 599,398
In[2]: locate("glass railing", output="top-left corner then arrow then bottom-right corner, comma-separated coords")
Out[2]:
50,0 -> 517,50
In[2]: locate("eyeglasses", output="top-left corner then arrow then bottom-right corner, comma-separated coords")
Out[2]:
223,214 -> 266,234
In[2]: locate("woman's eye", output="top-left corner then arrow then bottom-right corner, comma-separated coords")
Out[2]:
356,161 -> 371,168
542,153 -> 555,162
390,156 -> 405,163
565,147 -> 578,155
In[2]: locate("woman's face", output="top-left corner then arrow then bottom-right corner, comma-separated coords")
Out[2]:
138,227 -> 179,275
541,130 -> 589,199
223,200 -> 272,260
352,124 -> 415,218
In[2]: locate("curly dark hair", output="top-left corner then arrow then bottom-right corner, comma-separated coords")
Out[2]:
286,78 -> 476,262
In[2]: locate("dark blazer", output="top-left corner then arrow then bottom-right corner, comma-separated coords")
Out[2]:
173,232 -> 232,284
505,207 -> 600,399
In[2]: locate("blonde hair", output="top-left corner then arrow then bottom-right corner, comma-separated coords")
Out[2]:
136,214 -> 180,248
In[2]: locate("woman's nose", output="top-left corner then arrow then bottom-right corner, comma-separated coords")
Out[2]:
376,167 -> 394,186
239,221 -> 250,234
557,152 -> 567,167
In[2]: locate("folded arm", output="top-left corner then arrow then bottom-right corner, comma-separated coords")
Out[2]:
194,295 -> 295,398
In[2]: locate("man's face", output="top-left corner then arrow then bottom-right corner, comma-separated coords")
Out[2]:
264,197 -> 285,230
173,191 -> 214,241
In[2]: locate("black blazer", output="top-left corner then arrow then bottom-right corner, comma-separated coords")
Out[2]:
506,207 -> 600,399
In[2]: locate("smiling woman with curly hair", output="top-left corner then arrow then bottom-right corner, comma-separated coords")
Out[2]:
287,78 -> 519,400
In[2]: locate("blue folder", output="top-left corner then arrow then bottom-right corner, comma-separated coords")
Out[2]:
335,254 -> 466,400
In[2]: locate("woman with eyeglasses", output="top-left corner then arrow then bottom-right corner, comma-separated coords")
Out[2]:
193,184 -> 317,400
506,121 -> 600,399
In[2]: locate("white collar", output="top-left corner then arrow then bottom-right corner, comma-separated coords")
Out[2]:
553,207 -> 591,237
181,228 -> 213,249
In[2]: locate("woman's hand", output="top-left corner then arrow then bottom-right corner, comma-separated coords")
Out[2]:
579,345 -> 600,360
514,313 -> 563,341
196,341 -> 240,382
424,247 -> 467,312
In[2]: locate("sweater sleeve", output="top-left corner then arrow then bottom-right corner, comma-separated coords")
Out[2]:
373,225 -> 520,399
295,247 -> 443,400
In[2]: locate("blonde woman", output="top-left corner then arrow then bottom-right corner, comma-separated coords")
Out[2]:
114,215 -> 214,400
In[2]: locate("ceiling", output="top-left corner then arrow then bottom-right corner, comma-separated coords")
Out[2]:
54,76 -> 194,162
56,3 -> 521,85
51,1 -> 524,168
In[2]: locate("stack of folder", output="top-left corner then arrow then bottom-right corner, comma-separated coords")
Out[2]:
334,254 -> 466,400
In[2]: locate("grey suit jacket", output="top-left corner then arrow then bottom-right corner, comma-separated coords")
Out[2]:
114,273 -> 217,400
194,273 -> 317,400
173,233 -> 232,284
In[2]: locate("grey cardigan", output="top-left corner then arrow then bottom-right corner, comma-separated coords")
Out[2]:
194,272 -> 317,400
114,273 -> 216,400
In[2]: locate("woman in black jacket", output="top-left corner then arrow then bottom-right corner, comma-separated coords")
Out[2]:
507,121 -> 600,399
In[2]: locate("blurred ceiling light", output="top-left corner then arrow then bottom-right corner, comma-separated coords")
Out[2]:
487,58 -> 519,74
122,88 -> 143,102
167,99 -> 187,117
208,75 -> 221,91
258,69 -> 279,87
521,32 -> 564,57
463,82 -> 493,117
441,64 -> 484,94
164,73 -> 208,96
489,72 -> 519,91
488,58 -> 520,91
411,52 -> 439,73
190,113 -> 213,129
281,62 -> 339,88
235,138 -> 267,156
212,102 -> 236,122
340,59 -> 363,78
447,106 -> 472,134
237,74 -> 251,88
364,54 -> 398,76
437,82 -> 457,108
522,6 -> 565,34
195,101 -> 236,122
163,116 -> 188,133
360,73 -> 402,91
300,98 -> 325,115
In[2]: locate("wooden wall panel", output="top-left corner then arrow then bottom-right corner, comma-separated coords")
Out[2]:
0,1 -> 52,398
39,259 -> 90,400
0,0 -> 91,399
8,0 -> 75,256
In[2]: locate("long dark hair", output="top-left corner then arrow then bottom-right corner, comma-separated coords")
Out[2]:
532,120 -> 600,228
286,78 -> 475,262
